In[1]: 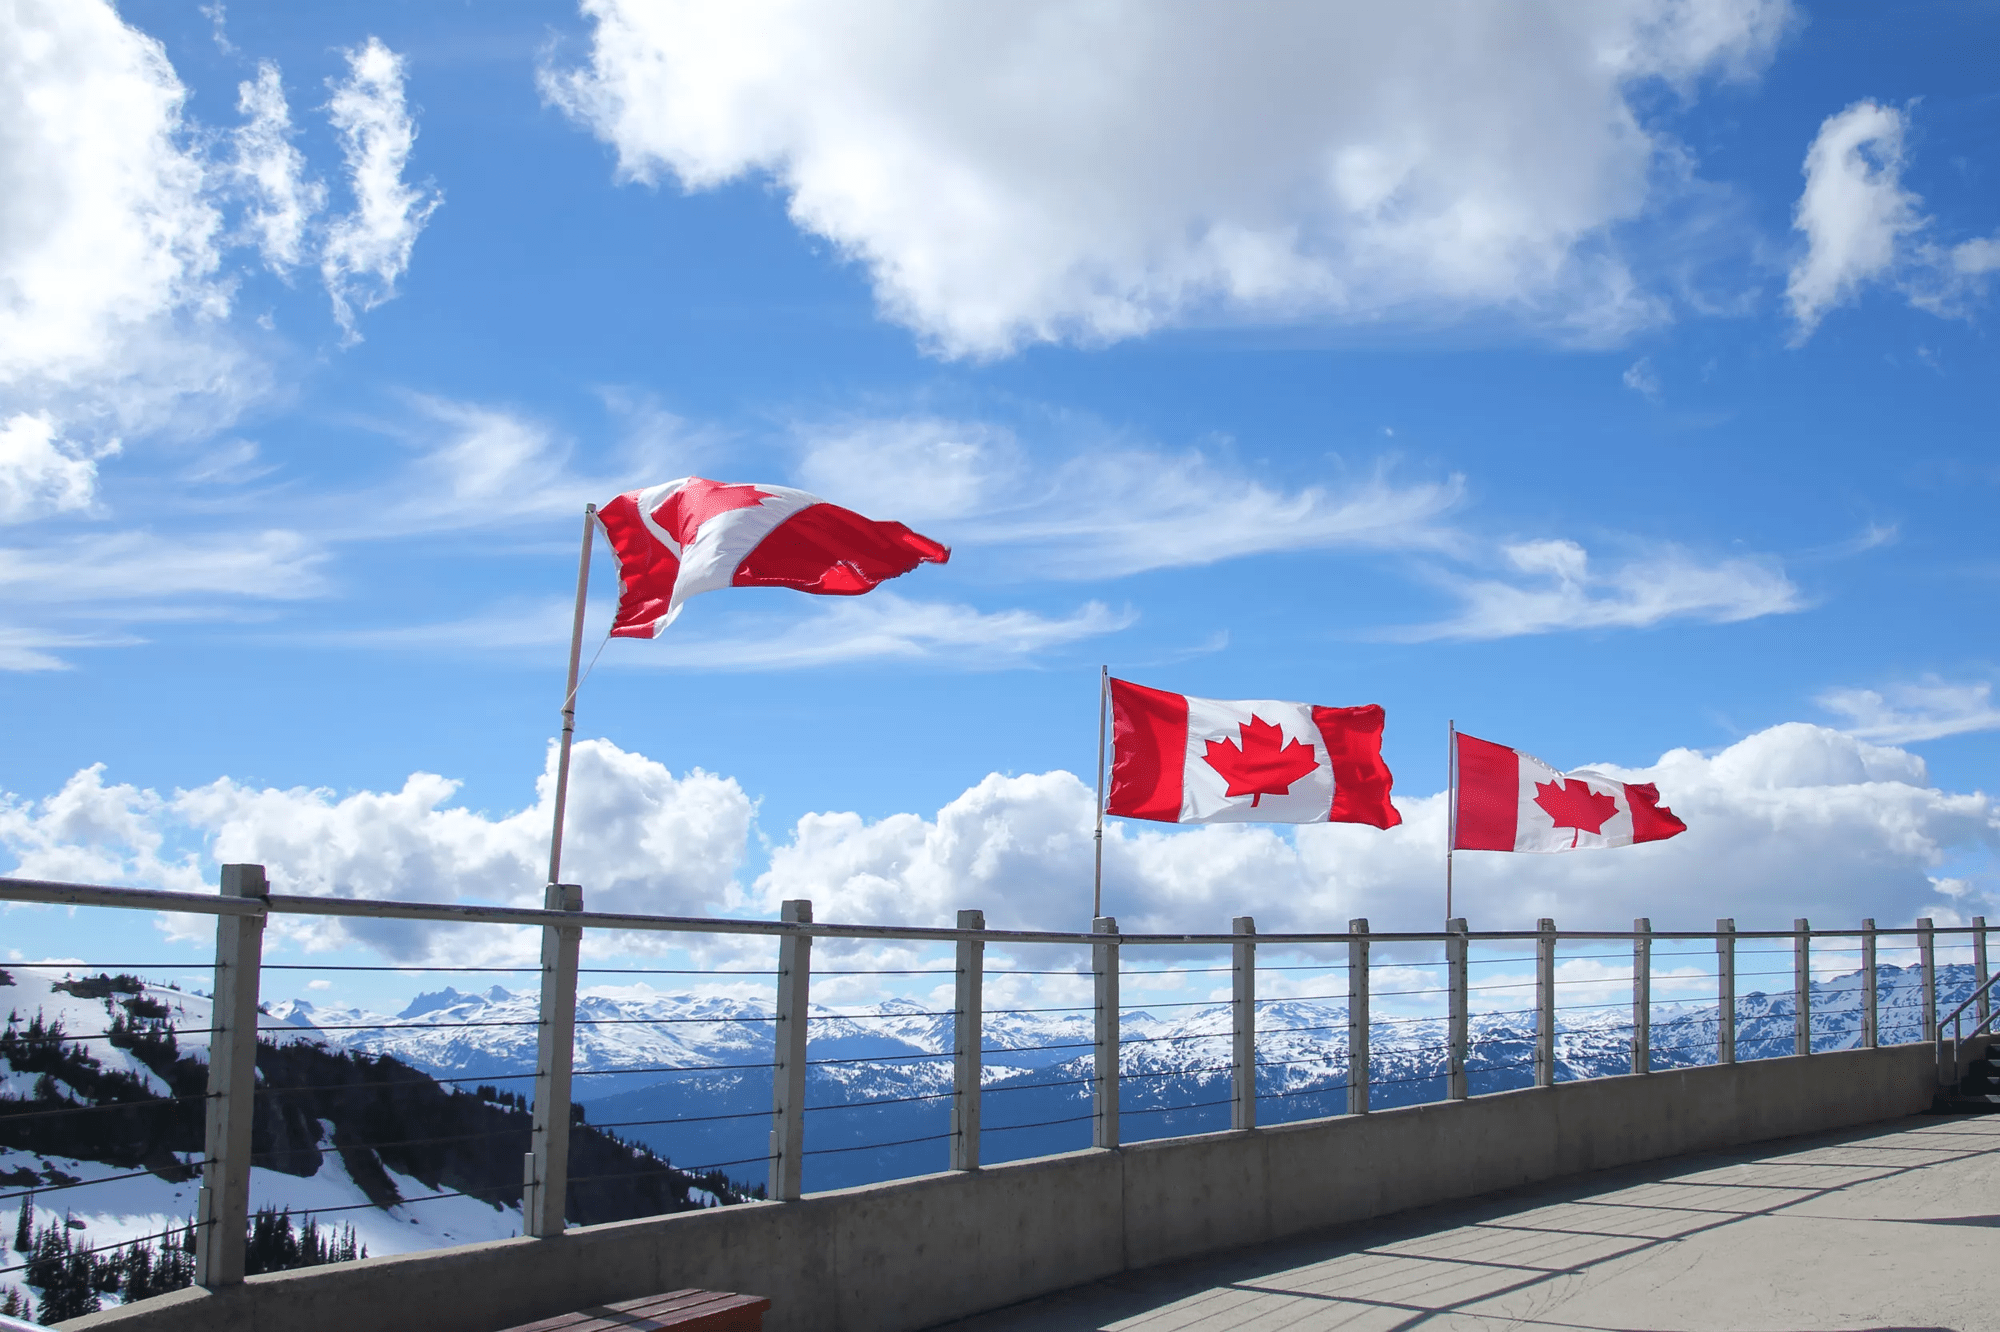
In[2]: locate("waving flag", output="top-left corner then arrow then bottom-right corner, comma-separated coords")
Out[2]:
1453,731 -> 1686,852
598,478 -> 950,637
1107,677 -> 1401,827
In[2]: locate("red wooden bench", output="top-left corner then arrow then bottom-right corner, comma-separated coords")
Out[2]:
497,1289 -> 770,1332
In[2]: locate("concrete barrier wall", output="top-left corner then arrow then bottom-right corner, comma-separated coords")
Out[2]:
70,1039 -> 1967,1332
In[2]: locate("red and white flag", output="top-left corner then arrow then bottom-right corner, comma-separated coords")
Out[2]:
1452,731 -> 1686,853
598,478 -> 950,637
1107,678 -> 1401,828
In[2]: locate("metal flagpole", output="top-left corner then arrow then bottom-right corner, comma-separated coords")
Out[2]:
1093,665 -> 1108,920
1446,719 -> 1456,927
547,504 -> 598,886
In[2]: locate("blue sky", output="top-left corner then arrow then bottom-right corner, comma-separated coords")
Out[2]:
3,1 -> 1998,983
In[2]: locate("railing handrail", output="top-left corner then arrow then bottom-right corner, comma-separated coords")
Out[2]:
1940,968 -> 2000,1031
2,866 -> 1987,1303
0,875 -> 1985,947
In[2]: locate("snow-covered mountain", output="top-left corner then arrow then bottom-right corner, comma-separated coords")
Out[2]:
0,966 -> 745,1323
257,962 -> 1979,1192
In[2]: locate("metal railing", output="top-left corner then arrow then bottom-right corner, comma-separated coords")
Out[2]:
0,869 -> 1992,1296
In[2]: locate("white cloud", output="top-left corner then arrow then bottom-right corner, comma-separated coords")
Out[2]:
0,412 -> 115,523
2,741 -> 752,964
546,0 -> 1790,357
1621,357 -> 1661,399
326,591 -> 1130,670
1785,100 -> 2000,337
7,725 -> 1988,965
1395,537 -> 1802,640
231,61 -> 326,272
0,0 -> 237,430
1819,677 -> 2000,745
757,723 -> 1995,935
0,529 -> 324,607
321,37 -> 441,340
1786,101 -> 1924,338
795,415 -> 1461,577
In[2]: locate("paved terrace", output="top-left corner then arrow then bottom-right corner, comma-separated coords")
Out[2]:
938,1113 -> 2000,1332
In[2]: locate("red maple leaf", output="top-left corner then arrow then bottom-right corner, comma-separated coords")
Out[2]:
1533,778 -> 1620,848
655,478 -> 773,547
1202,715 -> 1320,807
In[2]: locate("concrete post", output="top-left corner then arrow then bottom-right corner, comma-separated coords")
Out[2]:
1534,918 -> 1556,1088
1976,916 -> 1990,1028
1632,918 -> 1651,1075
1861,919 -> 1878,1049
770,899 -> 812,1201
196,864 -> 267,1288
1918,918 -> 1936,1042
525,881 -> 583,1238
1716,919 -> 1736,1065
1230,916 -> 1256,1131
1347,919 -> 1370,1114
1794,918 -> 1812,1057
1446,917 -> 1469,1100
950,909 -> 984,1171
1092,917 -> 1120,1150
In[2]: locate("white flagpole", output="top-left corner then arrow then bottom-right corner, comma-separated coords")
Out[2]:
1093,665 -> 1108,920
1446,719 -> 1457,927
547,503 -> 598,886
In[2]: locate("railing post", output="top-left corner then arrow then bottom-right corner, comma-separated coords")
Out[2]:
1347,918 -> 1370,1114
195,864 -> 267,1288
1231,916 -> 1256,1131
1632,917 -> 1651,1075
1794,918 -> 1811,1057
1446,917 -> 1469,1100
950,909 -> 984,1171
1919,917 -> 1936,1041
1976,916 -> 1991,1028
525,881 -> 582,1238
1534,918 -> 1556,1087
1716,918 -> 1736,1065
770,899 -> 812,1201
1092,916 -> 1120,1150
1861,919 -> 1878,1049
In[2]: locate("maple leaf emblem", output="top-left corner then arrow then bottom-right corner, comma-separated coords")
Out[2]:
1202,715 -> 1321,807
1532,778 -> 1621,848
655,478 -> 773,547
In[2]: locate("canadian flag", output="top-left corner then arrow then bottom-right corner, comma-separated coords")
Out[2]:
597,478 -> 950,637
1107,678 -> 1401,828
1452,731 -> 1687,853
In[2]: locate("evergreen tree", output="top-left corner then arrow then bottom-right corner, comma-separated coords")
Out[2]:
0,1283 -> 35,1321
11,1193 -> 29,1254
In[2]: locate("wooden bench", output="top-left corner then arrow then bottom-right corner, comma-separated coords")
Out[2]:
497,1289 -> 771,1332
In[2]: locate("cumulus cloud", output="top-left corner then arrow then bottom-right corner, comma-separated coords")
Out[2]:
1820,677 -> 2000,745
1393,537 -> 1802,640
1786,101 -> 1924,338
231,61 -> 326,272
6,725 -> 1990,968
321,37 -> 441,339
0,0 -> 234,430
794,415 -> 1461,577
1786,100 -> 2000,337
546,0 -> 1791,356
758,723 -> 1995,935
2,740 -> 752,964
0,413 -> 115,523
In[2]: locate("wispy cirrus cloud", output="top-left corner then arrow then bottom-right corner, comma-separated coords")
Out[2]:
793,414 -> 1462,579
1819,676 -> 2000,745
1390,537 -> 1803,641
319,590 -> 1132,671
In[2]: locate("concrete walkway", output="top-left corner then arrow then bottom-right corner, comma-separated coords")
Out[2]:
932,1114 -> 2000,1332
